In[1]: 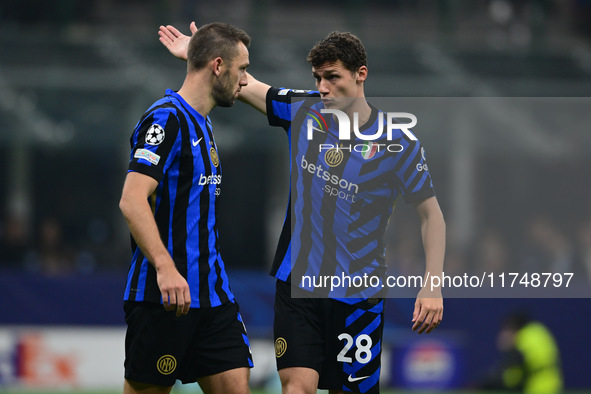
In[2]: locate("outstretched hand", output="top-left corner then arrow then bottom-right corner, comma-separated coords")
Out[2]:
158,21 -> 197,61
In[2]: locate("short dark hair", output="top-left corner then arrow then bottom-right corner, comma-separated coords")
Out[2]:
187,22 -> 251,71
307,31 -> 367,72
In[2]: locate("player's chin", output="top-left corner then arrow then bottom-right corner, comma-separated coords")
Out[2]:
217,98 -> 236,108
323,101 -> 343,111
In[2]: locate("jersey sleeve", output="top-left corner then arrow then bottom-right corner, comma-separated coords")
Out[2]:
393,136 -> 436,203
266,87 -> 320,131
128,108 -> 181,183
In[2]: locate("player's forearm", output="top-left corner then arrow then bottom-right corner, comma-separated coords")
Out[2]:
238,72 -> 270,115
413,197 -> 445,287
420,208 -> 446,284
120,196 -> 175,272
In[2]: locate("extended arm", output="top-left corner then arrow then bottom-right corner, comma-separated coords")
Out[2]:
158,23 -> 270,114
119,171 -> 191,316
411,196 -> 445,334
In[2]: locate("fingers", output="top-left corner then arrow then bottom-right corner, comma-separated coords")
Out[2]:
179,287 -> 191,316
412,299 -> 443,334
158,24 -> 193,42
423,310 -> 442,334
411,302 -> 420,324
158,30 -> 174,51
164,25 -> 183,38
158,25 -> 176,44
158,269 -> 191,316
161,288 -> 191,316
412,311 -> 433,334
168,288 -> 178,313
162,290 -> 173,311
158,36 -> 172,51
411,311 -> 425,333
173,287 -> 190,317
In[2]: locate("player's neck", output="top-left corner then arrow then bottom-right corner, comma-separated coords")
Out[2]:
177,73 -> 216,117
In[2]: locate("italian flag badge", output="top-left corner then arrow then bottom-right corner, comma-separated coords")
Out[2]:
361,141 -> 377,160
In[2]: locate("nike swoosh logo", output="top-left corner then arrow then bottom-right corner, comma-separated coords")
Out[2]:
348,374 -> 370,383
192,137 -> 202,147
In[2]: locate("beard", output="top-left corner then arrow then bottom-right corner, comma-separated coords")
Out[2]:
212,71 -> 236,108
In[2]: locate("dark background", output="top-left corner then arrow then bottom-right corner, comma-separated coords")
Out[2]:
1,0 -> 590,389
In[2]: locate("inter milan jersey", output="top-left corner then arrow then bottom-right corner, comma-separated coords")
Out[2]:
123,89 -> 233,308
266,87 -> 435,301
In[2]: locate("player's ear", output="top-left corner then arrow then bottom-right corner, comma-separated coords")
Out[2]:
356,66 -> 368,83
211,57 -> 223,77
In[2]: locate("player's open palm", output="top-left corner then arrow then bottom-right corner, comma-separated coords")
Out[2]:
158,22 -> 197,61
157,264 -> 191,316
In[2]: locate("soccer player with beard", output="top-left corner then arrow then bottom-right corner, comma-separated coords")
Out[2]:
119,23 -> 253,394
159,23 -> 445,394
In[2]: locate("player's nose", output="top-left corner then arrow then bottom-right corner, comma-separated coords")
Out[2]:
239,73 -> 248,87
318,80 -> 330,95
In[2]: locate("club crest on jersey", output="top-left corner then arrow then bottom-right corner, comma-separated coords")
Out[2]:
156,354 -> 176,375
145,124 -> 165,145
325,146 -> 344,167
275,337 -> 287,358
210,146 -> 219,167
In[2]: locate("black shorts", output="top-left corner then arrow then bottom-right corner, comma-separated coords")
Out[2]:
274,280 -> 384,394
124,300 -> 253,386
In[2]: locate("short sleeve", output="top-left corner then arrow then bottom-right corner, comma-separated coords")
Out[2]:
266,87 -> 320,131
128,109 -> 181,183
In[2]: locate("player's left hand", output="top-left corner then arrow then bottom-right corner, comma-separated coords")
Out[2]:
158,22 -> 197,61
412,295 -> 443,334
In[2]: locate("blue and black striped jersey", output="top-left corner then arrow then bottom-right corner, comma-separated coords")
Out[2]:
266,87 -> 435,302
124,89 -> 233,308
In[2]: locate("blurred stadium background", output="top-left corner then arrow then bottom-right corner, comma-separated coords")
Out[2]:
1,0 -> 591,392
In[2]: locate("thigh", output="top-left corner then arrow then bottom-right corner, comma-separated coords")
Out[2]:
273,280 -> 325,372
278,367 -> 319,394
197,367 -> 250,394
124,301 -> 195,387
123,379 -> 173,394
178,300 -> 253,383
319,298 -> 385,394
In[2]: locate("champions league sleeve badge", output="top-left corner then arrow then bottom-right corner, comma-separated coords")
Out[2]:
145,124 -> 165,145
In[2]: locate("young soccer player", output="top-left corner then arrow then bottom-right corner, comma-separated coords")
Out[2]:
159,23 -> 445,394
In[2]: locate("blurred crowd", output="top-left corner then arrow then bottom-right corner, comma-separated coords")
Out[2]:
2,210 -> 591,284
386,211 -> 591,285
0,214 -> 125,276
